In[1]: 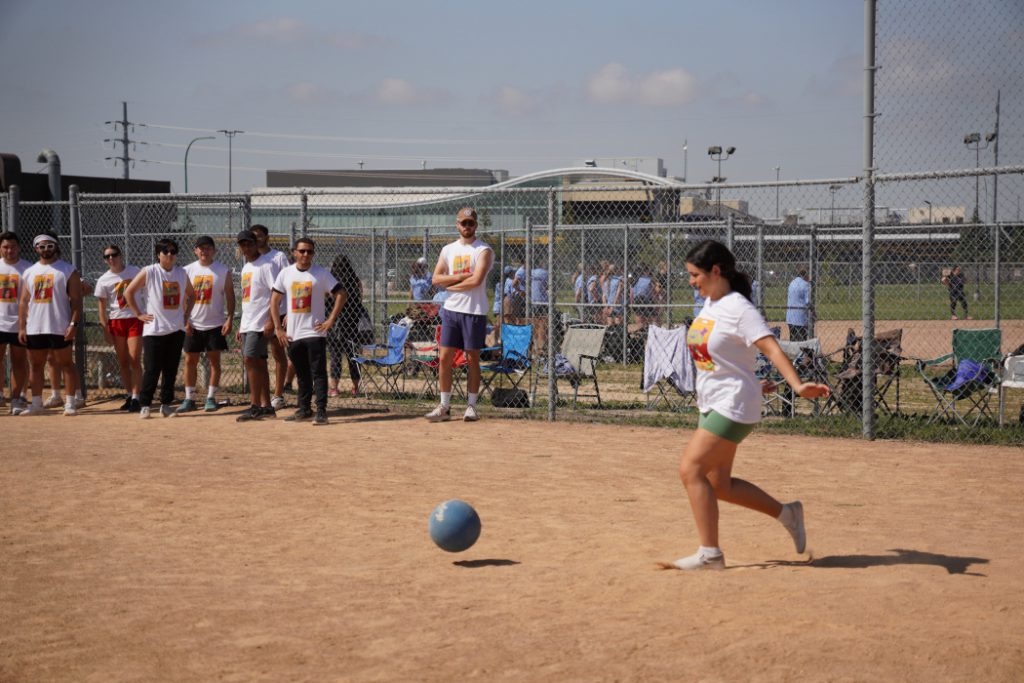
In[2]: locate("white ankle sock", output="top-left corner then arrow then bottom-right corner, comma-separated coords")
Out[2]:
698,545 -> 723,557
185,386 -> 195,400
468,392 -> 478,407
440,392 -> 451,408
207,386 -> 217,399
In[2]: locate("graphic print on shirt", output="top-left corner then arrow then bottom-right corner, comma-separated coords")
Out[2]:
0,274 -> 18,302
241,272 -> 252,303
162,280 -> 180,309
291,281 -> 312,313
32,274 -> 54,303
453,254 -> 472,275
192,275 -> 214,305
686,317 -> 717,372
113,280 -> 130,309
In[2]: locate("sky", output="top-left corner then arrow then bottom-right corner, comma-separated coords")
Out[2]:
0,0 -> 1020,212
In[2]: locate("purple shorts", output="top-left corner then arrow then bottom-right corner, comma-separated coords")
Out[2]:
440,308 -> 487,351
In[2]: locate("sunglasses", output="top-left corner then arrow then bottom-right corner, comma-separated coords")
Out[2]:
161,249 -> 179,256
458,219 -> 477,228
295,249 -> 314,255
103,252 -> 121,259
36,244 -> 56,250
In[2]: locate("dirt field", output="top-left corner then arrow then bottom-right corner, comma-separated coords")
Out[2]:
3,407 -> 1023,682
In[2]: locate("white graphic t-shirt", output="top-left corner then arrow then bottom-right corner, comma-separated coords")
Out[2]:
0,258 -> 31,333
272,264 -> 339,341
94,265 -> 141,320
184,260 -> 230,330
140,263 -> 187,337
239,254 -> 280,333
686,291 -> 774,424
266,249 -> 290,314
439,238 -> 492,316
22,259 -> 77,336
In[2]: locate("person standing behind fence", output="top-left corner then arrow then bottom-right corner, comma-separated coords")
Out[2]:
668,239 -> 830,571
327,253 -> 370,398
123,238 -> 194,419
271,237 -> 344,426
93,244 -> 142,412
942,265 -> 970,320
17,233 -> 83,416
785,267 -> 812,341
251,224 -> 291,410
425,207 -> 493,423
1,232 -> 31,414
604,263 -> 625,326
235,230 -> 278,422
631,264 -> 655,326
179,236 -> 234,414
409,257 -> 433,301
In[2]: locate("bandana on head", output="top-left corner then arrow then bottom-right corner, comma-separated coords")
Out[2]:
32,235 -> 57,248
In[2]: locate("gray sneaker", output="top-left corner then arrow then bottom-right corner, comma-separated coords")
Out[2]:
160,404 -> 175,418
463,405 -> 480,422
781,501 -> 806,554
139,406 -> 151,419
10,398 -> 28,415
671,550 -> 726,571
425,404 -> 451,422
175,398 -> 197,415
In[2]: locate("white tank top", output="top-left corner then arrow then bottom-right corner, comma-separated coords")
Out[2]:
184,260 -> 230,330
23,259 -> 77,336
0,258 -> 31,333
440,238 -> 492,316
141,263 -> 187,336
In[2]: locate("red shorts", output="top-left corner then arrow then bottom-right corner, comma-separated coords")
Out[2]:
109,318 -> 144,338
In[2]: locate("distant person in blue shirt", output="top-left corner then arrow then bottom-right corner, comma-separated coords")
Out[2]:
431,286 -> 450,304
409,257 -> 433,301
786,267 -> 812,341
493,265 -> 516,317
514,264 -> 548,314
573,262 -> 585,319
631,264 -> 655,325
692,288 -> 705,319
604,263 -> 625,325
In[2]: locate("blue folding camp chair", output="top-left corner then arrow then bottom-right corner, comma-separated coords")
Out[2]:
481,323 -> 533,399
351,323 -> 410,396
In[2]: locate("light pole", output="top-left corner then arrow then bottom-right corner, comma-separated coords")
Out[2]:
707,145 -> 735,218
923,199 -> 932,224
963,132 -> 994,222
184,136 -> 215,193
217,129 -> 244,192
774,166 -> 781,221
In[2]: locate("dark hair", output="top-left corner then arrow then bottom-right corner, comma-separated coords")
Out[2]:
294,237 -> 315,251
155,238 -> 179,257
250,224 -> 269,236
102,243 -> 121,255
0,231 -> 18,244
330,253 -> 359,290
685,239 -> 752,301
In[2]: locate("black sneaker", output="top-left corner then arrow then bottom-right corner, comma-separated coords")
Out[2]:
119,396 -> 133,411
285,408 -> 312,422
312,409 -> 328,426
128,398 -> 141,413
260,405 -> 277,419
236,406 -> 264,422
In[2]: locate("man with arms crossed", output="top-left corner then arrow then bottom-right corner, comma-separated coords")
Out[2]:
17,233 -> 82,416
425,207 -> 493,422
0,232 -> 31,414
270,237 -> 344,426
179,235 -> 235,413
251,224 -> 292,410
235,230 -> 279,422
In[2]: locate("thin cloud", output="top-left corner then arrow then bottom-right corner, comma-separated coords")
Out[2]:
587,63 -> 699,107
483,84 -> 566,117
326,30 -> 381,50
196,18 -> 381,50
285,82 -> 339,106
372,78 -> 449,106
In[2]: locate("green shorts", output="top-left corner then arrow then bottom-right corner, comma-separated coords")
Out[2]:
698,410 -> 756,444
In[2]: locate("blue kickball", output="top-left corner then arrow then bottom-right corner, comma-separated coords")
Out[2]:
429,499 -> 481,553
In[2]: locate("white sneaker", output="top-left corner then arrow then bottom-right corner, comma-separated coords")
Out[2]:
18,404 -> 45,416
160,404 -> 175,418
271,395 -> 286,410
463,405 -> 479,422
424,404 -> 451,422
43,394 -> 64,408
139,406 -> 151,419
73,397 -> 86,409
63,404 -> 77,416
10,398 -> 28,415
781,501 -> 806,554
671,550 -> 726,571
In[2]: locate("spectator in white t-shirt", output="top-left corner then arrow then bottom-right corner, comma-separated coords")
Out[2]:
93,244 -> 143,412
0,231 -> 31,414
179,235 -> 235,414
251,224 -> 292,410
270,237 -> 345,426
424,207 -> 493,423
123,237 -> 196,419
235,230 -> 281,422
667,239 -> 829,572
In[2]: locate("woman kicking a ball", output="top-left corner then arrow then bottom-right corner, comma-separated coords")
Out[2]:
669,240 -> 830,571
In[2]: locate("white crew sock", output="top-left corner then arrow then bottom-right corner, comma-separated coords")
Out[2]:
184,386 -> 195,400
698,545 -> 723,558
207,386 -> 217,399
32,396 -> 42,408
467,392 -> 479,407
440,392 -> 452,409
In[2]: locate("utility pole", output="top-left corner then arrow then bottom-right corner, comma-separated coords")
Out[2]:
104,101 -> 138,179
217,129 -> 244,192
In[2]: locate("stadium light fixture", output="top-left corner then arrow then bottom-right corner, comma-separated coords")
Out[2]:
707,145 -> 736,218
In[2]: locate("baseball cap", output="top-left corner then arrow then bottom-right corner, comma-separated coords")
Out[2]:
503,265 -> 515,276
416,256 -> 428,265
236,229 -> 256,243
195,235 -> 215,248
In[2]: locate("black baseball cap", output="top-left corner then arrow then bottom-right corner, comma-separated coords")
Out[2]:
236,230 -> 256,243
195,235 -> 215,248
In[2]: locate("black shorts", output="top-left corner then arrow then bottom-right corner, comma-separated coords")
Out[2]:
0,330 -> 23,347
184,327 -> 229,353
25,334 -> 71,350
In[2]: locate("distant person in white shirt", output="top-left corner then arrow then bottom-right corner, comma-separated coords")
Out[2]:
178,235 -> 235,413
235,230 -> 281,422
123,238 -> 196,419
17,233 -> 83,416
424,207 -> 493,423
271,237 -> 345,426
1,232 -> 32,414
93,244 -> 143,412
251,224 -> 292,410
667,240 -> 829,572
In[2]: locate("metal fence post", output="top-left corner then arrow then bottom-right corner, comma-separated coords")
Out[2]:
726,214 -> 734,252
241,195 -> 251,231
370,228 -> 377,329
384,229 -> 391,313
423,227 -> 429,260
861,0 -> 877,440
547,189 -> 556,421
756,223 -> 765,312
666,228 -> 673,325
499,231 -> 506,330
808,224 -> 818,337
122,203 -> 131,263
69,185 -> 87,398
622,225 -> 629,366
300,193 -> 308,238
994,221 -> 1001,328
8,186 -> 19,236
